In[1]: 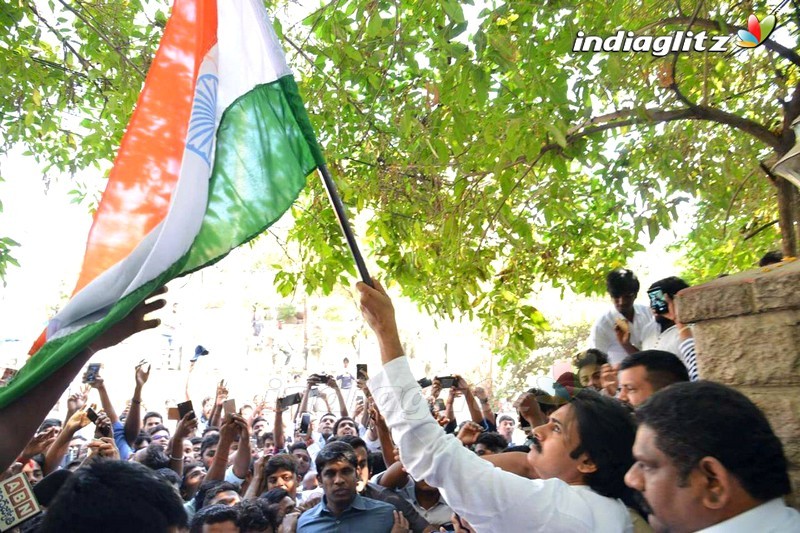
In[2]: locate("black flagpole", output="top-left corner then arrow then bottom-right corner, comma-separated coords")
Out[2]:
318,163 -> 373,287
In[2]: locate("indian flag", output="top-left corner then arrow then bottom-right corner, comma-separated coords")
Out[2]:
0,0 -> 323,407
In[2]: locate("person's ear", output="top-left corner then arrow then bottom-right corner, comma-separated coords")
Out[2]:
576,454 -> 598,475
696,457 -> 731,510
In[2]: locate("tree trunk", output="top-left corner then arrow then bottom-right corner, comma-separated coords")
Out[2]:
795,184 -> 800,250
776,177 -> 799,257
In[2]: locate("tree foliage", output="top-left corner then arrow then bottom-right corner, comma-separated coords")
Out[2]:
0,0 -> 798,363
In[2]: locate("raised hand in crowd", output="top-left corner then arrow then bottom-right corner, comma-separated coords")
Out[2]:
209,379 -> 229,428
93,410 -> 113,439
429,378 -> 442,401
324,374 -> 349,417
85,436 -> 120,462
168,410 -> 198,475
454,375 -> 483,425
456,421 -> 483,447
18,426 -> 58,462
90,371 -> 121,426
124,359 -> 151,446
513,391 -> 546,429
64,384 -> 90,425
243,453 -> 270,500
44,406 -> 93,475
599,363 -> 618,396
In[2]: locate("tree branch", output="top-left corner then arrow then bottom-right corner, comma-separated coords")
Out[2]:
27,2 -> 93,72
743,219 -> 779,241
667,78 -> 782,149
56,0 -> 146,79
639,16 -> 800,67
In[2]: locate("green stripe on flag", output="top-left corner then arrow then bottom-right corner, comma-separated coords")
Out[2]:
182,75 -> 321,273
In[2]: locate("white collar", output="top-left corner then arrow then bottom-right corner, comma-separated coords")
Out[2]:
697,499 -> 789,532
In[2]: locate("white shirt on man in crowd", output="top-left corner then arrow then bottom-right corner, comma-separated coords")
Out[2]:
589,304 -> 653,366
370,356 -> 633,533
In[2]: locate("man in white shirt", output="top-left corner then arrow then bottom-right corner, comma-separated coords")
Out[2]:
358,280 -> 636,532
588,268 -> 653,366
626,381 -> 800,532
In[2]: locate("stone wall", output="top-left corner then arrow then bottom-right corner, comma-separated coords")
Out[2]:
677,258 -> 800,508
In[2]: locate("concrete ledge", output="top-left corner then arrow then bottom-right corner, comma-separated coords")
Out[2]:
693,311 -> 800,386
677,259 -> 800,323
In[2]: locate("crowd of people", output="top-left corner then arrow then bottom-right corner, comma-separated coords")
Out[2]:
0,265 -> 797,532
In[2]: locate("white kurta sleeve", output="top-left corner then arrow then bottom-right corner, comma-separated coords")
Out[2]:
369,357 -> 598,532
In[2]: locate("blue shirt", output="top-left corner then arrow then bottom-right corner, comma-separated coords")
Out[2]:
112,421 -> 133,460
297,493 -> 395,532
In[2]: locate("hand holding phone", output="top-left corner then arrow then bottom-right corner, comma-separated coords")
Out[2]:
436,376 -> 456,389
647,288 -> 669,314
299,412 -> 311,435
278,392 -> 303,410
356,364 -> 368,381
83,363 -> 102,384
223,398 -> 237,417
178,400 -> 195,420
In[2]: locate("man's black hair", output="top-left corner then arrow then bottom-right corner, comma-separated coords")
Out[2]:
288,441 -> 309,453
574,348 -> 608,369
264,454 -> 298,478
497,414 -> 515,425
181,462 -> 205,497
38,418 -> 62,432
190,436 -> 203,445
193,480 -> 223,511
133,431 -> 153,449
567,389 -> 636,501
619,350 -> 689,391
156,467 -> 182,489
260,487 -> 290,503
236,498 -> 279,532
141,442 -> 171,470
201,481 -> 240,509
147,423 -> 170,436
758,250 -> 783,267
606,268 -> 640,297
636,381 -> 791,500
200,432 -> 220,458
314,441 -> 358,474
33,469 -> 73,507
257,431 -> 275,449
320,412 -> 337,421
202,425 -> 220,436
189,504 -> 238,533
143,411 -> 163,423
648,276 -> 689,298
475,431 -> 508,453
369,451 -> 387,476
332,416 -> 358,436
38,460 -> 187,533
326,435 -> 367,452
251,416 -> 267,428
